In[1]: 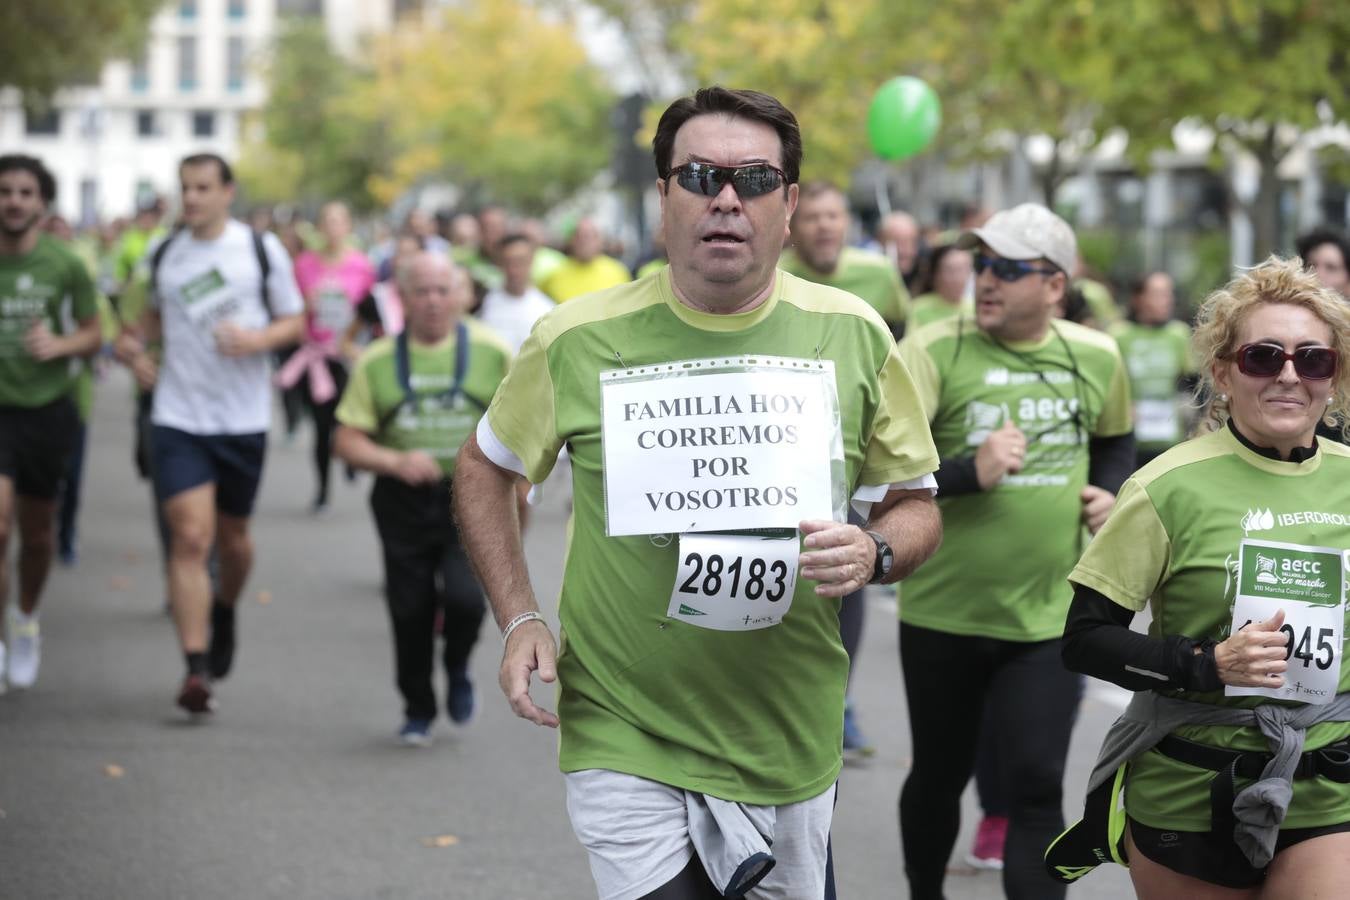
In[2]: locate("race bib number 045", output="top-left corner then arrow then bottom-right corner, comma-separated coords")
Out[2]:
1227,538 -> 1346,706
600,356 -> 842,536
667,533 -> 799,631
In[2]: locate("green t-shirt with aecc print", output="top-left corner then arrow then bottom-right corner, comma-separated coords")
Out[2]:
897,316 -> 1133,642
1071,426 -> 1350,830
485,267 -> 938,805
1111,319 -> 1196,452
779,246 -> 910,324
0,235 -> 98,408
335,319 -> 511,477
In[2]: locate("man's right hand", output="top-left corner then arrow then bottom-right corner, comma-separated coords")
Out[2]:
1216,609 -> 1289,688
975,419 -> 1027,490
391,450 -> 443,486
113,331 -> 144,365
500,620 -> 558,728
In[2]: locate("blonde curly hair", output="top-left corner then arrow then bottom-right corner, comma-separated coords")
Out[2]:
1192,255 -> 1350,439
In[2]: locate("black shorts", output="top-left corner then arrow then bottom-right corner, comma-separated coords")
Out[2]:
1129,816 -> 1350,888
0,398 -> 80,500
150,425 -> 267,518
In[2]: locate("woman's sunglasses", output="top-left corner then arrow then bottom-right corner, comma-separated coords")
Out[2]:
667,162 -> 787,199
1235,342 -> 1338,380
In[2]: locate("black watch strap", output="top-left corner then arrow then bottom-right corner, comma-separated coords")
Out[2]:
866,530 -> 893,584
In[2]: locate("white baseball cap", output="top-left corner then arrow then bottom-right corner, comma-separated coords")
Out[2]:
958,203 -> 1077,275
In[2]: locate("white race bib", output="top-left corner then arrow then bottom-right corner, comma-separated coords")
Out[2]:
179,267 -> 237,331
666,533 -> 799,631
600,356 -> 843,536
1227,538 -> 1346,705
1134,399 -> 1179,444
315,287 -> 352,333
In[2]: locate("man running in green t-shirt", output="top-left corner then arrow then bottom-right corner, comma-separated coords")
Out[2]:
779,180 -> 910,337
896,203 -> 1136,900
334,253 -> 511,746
454,87 -> 941,898
1111,272 -> 1197,467
0,154 -> 101,691
778,179 -> 913,756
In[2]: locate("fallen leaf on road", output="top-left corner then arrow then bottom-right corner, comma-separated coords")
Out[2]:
420,835 -> 459,848
121,550 -> 142,564
108,576 -> 130,591
257,590 -> 273,605
103,764 -> 125,778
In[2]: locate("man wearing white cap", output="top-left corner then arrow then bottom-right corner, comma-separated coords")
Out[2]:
895,203 -> 1136,899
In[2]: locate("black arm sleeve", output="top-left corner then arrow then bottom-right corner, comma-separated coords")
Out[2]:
1061,584 -> 1222,692
932,455 -> 982,497
355,294 -> 381,326
1088,431 -> 1136,494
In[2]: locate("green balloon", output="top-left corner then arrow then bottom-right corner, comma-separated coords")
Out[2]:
867,77 -> 941,161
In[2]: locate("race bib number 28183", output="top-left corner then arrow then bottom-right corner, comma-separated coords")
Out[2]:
666,533 -> 799,632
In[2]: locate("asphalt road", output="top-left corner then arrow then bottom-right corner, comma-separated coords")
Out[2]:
0,369 -> 1135,899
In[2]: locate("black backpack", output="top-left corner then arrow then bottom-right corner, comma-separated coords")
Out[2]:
149,225 -> 274,319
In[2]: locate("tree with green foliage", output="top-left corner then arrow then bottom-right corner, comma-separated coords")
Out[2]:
236,20 -> 390,212
0,1 -> 160,98
354,0 -> 615,212
1083,0 -> 1350,259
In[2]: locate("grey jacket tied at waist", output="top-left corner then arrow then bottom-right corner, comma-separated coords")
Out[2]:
1086,690 -> 1350,868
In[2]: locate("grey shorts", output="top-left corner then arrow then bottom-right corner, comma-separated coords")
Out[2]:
565,769 -> 835,900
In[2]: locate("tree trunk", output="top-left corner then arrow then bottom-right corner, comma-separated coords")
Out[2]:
1250,127 -> 1282,261
1041,140 -> 1063,208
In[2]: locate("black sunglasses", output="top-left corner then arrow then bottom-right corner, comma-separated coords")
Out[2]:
1235,342 -> 1338,380
667,162 -> 787,199
974,254 -> 1061,282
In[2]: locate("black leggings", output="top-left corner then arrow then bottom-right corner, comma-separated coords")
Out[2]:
371,477 -> 485,721
898,622 -> 1082,900
301,358 -> 348,505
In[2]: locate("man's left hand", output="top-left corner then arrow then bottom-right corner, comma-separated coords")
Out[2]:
1080,486 -> 1115,534
799,520 -> 875,597
214,322 -> 263,357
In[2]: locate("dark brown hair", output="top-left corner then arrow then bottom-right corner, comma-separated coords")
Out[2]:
179,152 -> 234,185
652,87 -> 802,186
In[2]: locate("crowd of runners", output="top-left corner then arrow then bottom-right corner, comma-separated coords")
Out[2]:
4,85 -> 1350,900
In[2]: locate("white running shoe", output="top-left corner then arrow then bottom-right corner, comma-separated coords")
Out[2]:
8,614 -> 40,689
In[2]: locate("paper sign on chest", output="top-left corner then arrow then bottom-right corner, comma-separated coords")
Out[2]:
600,356 -> 842,537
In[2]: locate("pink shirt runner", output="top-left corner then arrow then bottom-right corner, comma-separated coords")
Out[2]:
293,248 -> 377,345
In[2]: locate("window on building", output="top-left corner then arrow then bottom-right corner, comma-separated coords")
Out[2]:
179,36 -> 197,91
131,54 -> 150,92
179,0 -> 198,18
192,111 -> 216,138
228,0 -> 246,18
277,0 -> 323,15
227,37 -> 246,91
137,111 -> 159,137
24,107 -> 60,136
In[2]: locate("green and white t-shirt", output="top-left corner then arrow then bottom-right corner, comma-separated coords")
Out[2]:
336,320 -> 511,477
779,246 -> 910,324
481,267 -> 938,804
1111,319 -> 1196,452
897,317 -> 1132,641
0,235 -> 98,408
1071,426 -> 1350,830
908,292 -> 970,330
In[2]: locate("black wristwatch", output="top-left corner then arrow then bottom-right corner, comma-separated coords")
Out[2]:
865,530 -> 894,584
